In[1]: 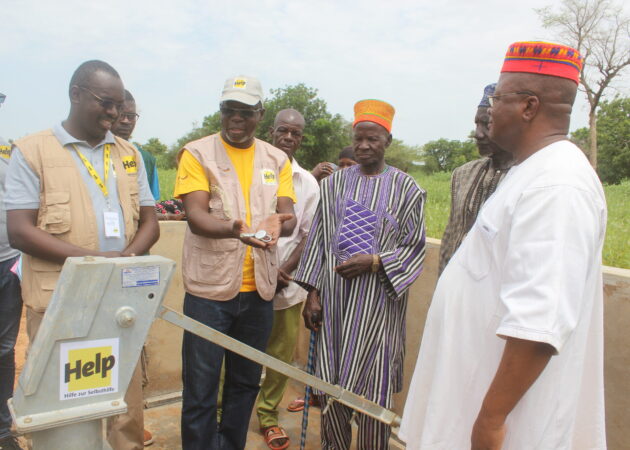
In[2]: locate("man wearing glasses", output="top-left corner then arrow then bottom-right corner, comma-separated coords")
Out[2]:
5,60 -> 158,450
112,90 -> 160,201
438,83 -> 513,275
401,42 -> 606,449
173,75 -> 296,449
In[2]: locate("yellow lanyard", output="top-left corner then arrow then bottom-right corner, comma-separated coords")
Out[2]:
72,144 -> 111,198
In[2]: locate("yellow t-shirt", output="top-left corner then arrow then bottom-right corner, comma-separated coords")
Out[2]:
174,137 -> 295,292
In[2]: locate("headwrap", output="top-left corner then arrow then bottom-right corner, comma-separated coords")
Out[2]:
478,83 -> 496,108
501,41 -> 583,85
353,99 -> 395,132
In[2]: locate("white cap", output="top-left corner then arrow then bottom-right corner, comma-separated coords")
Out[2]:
220,75 -> 263,106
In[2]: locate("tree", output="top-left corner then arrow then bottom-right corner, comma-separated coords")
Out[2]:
385,139 -> 422,172
536,0 -> 630,168
593,97 -> 630,183
165,84 -> 351,170
421,138 -> 478,174
256,84 -> 351,169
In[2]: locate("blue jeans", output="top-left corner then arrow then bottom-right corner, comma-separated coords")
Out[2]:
0,255 -> 22,439
181,292 -> 273,450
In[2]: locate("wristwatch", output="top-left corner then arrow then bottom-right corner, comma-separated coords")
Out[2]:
240,230 -> 272,242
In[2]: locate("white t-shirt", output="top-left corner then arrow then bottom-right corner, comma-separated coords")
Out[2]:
399,140 -> 607,449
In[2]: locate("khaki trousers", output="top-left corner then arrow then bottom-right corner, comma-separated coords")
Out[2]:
26,308 -> 144,450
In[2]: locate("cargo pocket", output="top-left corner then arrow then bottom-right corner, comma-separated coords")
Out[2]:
458,214 -> 497,280
43,192 -> 71,235
196,239 -> 240,285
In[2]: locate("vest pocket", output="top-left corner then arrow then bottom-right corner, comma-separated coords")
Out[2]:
457,214 -> 497,280
43,191 -> 71,234
195,243 -> 238,285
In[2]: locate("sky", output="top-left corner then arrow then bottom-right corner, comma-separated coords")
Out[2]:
2,0 -> 626,148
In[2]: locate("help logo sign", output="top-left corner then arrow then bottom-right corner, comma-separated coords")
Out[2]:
59,338 -> 119,401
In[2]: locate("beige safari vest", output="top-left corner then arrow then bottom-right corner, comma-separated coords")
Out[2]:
179,134 -> 290,301
15,129 -> 141,312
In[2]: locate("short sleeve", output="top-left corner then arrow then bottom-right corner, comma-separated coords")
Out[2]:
4,146 -> 41,210
496,185 -> 604,353
277,160 -> 296,202
173,150 -> 210,198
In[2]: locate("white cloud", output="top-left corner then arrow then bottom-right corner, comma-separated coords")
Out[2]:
2,0 -> 620,148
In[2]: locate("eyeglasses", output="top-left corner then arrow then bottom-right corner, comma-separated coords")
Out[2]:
79,86 -> 124,111
119,112 -> 140,122
220,105 -> 262,119
487,91 -> 537,107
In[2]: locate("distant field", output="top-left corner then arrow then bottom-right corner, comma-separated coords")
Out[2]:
159,168 -> 629,269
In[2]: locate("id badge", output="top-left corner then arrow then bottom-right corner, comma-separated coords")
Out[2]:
103,211 -> 121,238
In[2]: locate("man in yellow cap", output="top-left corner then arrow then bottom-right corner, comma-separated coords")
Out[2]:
294,99 -> 427,449
400,41 -> 607,449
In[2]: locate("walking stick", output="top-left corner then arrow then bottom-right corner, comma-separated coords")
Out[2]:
299,330 -> 316,450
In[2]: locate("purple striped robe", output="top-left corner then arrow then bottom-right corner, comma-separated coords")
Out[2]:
294,164 -> 426,407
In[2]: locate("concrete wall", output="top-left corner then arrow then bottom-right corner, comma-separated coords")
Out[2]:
146,222 -> 630,448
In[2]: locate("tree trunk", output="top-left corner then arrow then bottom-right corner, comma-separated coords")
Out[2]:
588,110 -> 598,168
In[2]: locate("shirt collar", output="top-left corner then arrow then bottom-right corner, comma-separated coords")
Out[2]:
53,122 -> 116,149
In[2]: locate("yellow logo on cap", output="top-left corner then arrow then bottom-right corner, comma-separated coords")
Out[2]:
234,78 -> 247,89
0,145 -> 11,159
122,156 -> 137,174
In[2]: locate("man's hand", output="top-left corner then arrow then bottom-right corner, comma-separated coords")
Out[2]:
334,254 -> 374,279
276,267 -> 292,293
232,219 -> 268,249
303,289 -> 322,331
471,413 -> 506,450
311,162 -> 335,181
256,213 -> 294,247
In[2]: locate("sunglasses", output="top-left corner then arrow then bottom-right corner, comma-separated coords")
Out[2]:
220,105 -> 262,119
79,86 -> 124,111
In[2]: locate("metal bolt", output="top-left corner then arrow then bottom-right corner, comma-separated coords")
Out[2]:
115,306 -> 137,328
24,417 -> 32,423
112,401 -> 119,406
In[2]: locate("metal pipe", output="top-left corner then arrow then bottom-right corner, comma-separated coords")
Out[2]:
157,305 -> 402,428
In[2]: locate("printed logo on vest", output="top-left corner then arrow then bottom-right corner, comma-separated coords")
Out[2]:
59,338 -> 119,401
233,78 -> 247,89
0,145 -> 11,159
122,156 -> 138,174
261,169 -> 277,186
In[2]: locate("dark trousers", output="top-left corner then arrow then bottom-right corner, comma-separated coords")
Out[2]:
181,292 -> 273,450
0,255 -> 21,439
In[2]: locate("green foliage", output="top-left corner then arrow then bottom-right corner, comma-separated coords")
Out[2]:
570,127 -> 590,158
385,139 -> 422,172
140,137 -> 170,169
157,166 -> 629,268
595,97 -> 630,184
256,84 -> 351,169
421,138 -> 478,174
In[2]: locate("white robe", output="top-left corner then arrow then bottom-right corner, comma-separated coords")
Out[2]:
400,140 -> 607,449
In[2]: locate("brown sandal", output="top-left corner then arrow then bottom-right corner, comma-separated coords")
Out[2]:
261,426 -> 290,450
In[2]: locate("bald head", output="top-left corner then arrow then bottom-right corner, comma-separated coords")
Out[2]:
274,109 -> 305,128
270,109 -> 305,159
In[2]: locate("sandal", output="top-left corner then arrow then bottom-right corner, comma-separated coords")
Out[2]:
287,396 -> 320,412
261,426 -> 290,450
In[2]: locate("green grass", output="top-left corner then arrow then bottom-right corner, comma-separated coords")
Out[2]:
159,167 -> 629,269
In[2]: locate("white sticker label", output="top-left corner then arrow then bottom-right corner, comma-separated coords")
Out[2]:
261,169 -> 277,186
122,266 -> 160,288
103,211 -> 121,238
59,338 -> 119,401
